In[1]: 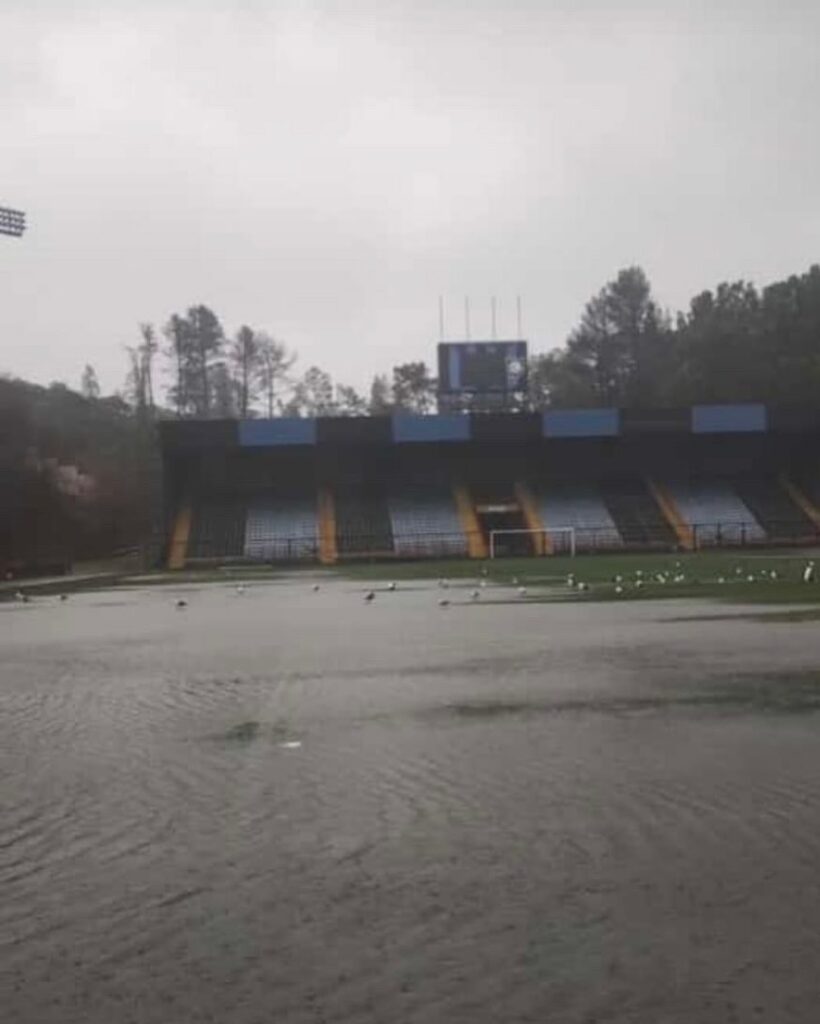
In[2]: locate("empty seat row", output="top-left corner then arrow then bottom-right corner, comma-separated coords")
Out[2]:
244,498 -> 318,560
663,479 -> 765,544
188,501 -> 246,559
335,494 -> 394,554
388,489 -> 467,557
534,483 -> 623,550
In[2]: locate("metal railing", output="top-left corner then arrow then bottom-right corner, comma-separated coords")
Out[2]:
16,518 -> 818,575
180,519 -> 820,564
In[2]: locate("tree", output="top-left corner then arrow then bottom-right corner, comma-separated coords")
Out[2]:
675,282 -> 762,403
162,305 -> 225,417
335,383 -> 369,416
391,361 -> 437,413
556,267 -> 671,407
138,323 -> 158,411
527,351 -> 594,410
186,305 -> 225,417
210,361 -> 237,418
164,314 -> 189,416
124,347 -> 146,412
300,366 -> 335,416
0,375 -> 162,568
80,364 -> 100,400
368,374 -> 392,414
759,266 -> 820,404
124,324 -> 159,418
229,325 -> 261,418
256,335 -> 296,417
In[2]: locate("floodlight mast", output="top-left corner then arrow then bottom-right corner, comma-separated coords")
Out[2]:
0,206 -> 26,237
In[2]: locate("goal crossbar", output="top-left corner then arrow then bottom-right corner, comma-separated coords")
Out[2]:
488,527 -> 576,558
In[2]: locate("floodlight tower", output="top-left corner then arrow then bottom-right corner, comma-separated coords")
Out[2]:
0,206 -> 26,237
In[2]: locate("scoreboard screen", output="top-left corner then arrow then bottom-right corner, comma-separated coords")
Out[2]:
438,341 -> 528,394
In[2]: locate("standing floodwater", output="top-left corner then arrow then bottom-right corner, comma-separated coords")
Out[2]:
3,579 -> 820,1023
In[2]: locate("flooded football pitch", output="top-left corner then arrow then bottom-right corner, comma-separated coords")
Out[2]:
3,576 -> 820,1022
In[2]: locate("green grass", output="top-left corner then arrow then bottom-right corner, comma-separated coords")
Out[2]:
332,549 -> 820,605
6,547 -> 820,607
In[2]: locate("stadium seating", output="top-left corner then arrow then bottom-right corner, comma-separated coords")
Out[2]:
388,487 -> 468,558
600,479 -> 677,548
663,478 -> 765,545
534,483 -> 622,551
188,501 -> 246,559
244,497 -> 319,561
335,493 -> 394,555
730,478 -> 814,541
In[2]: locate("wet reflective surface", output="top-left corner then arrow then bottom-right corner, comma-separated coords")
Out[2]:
3,579 -> 820,1022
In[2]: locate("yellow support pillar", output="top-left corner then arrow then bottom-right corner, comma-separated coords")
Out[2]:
647,479 -> 693,551
317,486 -> 338,565
452,483 -> 488,559
780,474 -> 820,530
514,481 -> 552,555
167,502 -> 192,570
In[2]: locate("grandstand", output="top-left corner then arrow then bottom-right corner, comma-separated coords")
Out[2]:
160,402 -> 820,567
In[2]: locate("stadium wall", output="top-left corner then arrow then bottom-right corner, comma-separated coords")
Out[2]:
161,402 -> 804,455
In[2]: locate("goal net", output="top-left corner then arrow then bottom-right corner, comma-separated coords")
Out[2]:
488,527 -> 576,559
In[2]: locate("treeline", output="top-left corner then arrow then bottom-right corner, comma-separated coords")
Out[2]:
121,306 -> 437,419
529,264 -> 820,409
117,262 -> 820,422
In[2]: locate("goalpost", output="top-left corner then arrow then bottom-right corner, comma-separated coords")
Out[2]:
488,527 -> 576,559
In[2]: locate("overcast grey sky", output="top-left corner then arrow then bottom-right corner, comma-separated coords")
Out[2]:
3,0 -> 819,397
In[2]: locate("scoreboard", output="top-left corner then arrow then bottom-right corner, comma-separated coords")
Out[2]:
437,341 -> 528,395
